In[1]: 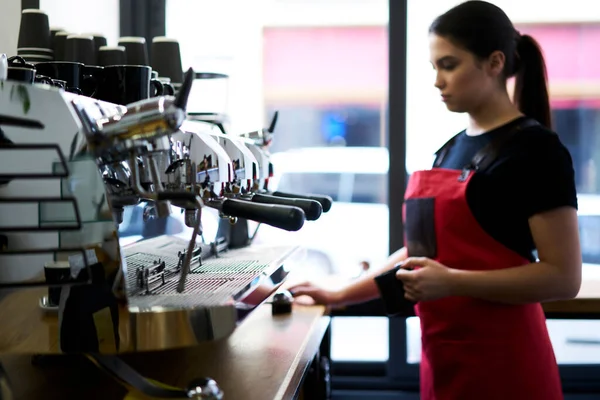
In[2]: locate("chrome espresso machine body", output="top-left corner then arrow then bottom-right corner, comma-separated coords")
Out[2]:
185,112 -> 332,249
0,70 -> 312,357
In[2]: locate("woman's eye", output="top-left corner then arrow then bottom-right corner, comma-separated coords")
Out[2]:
441,64 -> 456,71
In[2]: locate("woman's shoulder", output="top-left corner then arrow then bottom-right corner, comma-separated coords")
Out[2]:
484,122 -> 578,215
493,123 -> 573,171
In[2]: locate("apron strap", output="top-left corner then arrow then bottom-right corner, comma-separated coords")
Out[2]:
457,118 -> 540,181
433,132 -> 462,168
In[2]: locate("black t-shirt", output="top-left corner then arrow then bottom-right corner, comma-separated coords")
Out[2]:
433,116 -> 578,262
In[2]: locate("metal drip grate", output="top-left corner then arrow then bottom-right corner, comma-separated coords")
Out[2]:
191,259 -> 265,276
152,277 -> 231,295
127,252 -> 180,270
121,237 -> 299,309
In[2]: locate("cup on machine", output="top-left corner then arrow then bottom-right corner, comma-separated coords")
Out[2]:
85,33 -> 108,64
64,34 -> 96,66
6,56 -> 36,83
95,65 -> 164,105
44,261 -> 72,307
118,36 -> 149,66
34,61 -> 86,94
52,31 -> 70,61
17,9 -> 52,61
98,46 -> 127,67
150,37 -> 183,84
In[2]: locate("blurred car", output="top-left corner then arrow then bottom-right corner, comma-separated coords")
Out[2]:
251,146 -> 390,278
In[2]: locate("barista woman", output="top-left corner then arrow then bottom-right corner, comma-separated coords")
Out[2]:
288,1 -> 581,399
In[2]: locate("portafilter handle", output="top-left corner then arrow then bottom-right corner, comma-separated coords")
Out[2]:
250,193 -> 322,221
270,191 -> 333,213
207,198 -> 305,232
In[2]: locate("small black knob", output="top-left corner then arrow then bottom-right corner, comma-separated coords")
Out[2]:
272,290 -> 293,315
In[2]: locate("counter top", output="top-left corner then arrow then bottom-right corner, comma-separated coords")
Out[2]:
542,264 -> 600,315
0,299 -> 329,400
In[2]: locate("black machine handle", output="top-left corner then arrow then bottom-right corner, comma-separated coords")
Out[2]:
220,198 -> 305,232
174,67 -> 195,111
156,191 -> 199,209
251,193 -> 322,221
271,191 -> 333,213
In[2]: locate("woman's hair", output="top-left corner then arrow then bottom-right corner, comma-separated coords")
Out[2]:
429,0 -> 551,128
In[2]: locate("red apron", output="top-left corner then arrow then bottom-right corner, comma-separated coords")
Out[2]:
403,167 -> 563,400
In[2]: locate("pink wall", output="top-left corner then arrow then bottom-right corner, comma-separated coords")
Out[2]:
263,27 -> 388,93
263,25 -> 600,104
519,25 -> 600,81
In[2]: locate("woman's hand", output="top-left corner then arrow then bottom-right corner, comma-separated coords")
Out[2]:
396,257 -> 457,302
287,281 -> 344,306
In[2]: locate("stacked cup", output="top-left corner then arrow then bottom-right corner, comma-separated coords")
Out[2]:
150,37 -> 184,94
17,9 -> 53,63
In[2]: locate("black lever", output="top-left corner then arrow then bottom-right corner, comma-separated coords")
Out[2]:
271,191 -> 333,213
250,193 -> 322,221
214,198 -> 305,232
268,111 -> 278,133
174,67 -> 195,111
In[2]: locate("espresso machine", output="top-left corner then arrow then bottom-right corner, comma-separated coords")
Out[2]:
0,68 -> 326,399
184,111 -> 333,252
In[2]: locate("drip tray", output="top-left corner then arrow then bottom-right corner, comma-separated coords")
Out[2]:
122,236 -> 299,310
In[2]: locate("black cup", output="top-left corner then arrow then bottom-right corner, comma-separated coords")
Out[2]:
374,264 -> 416,317
34,61 -> 84,90
16,54 -> 53,64
17,48 -> 53,59
158,77 -> 175,96
96,65 -> 163,105
17,9 -> 51,50
52,79 -> 67,89
118,36 -> 149,66
7,56 -> 36,83
44,261 -> 72,306
7,67 -> 35,83
89,34 -> 107,55
81,65 -> 104,97
151,37 -> 183,83
98,46 -> 127,67
50,27 -> 64,39
65,35 -> 96,65
53,31 -> 69,61
34,74 -> 54,85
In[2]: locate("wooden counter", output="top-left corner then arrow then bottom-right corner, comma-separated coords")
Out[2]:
0,301 -> 330,400
542,264 -> 600,315
0,262 -> 598,399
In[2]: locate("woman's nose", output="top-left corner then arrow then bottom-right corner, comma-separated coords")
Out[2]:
434,72 -> 445,90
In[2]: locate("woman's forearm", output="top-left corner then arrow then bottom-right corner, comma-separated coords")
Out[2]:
449,261 -> 581,305
337,247 -> 408,305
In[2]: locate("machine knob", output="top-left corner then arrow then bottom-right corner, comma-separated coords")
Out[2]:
272,290 -> 294,315
112,207 -> 124,225
186,378 -> 223,399
184,209 -> 199,228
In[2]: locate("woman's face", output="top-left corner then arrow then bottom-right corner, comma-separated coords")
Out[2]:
429,34 -> 500,113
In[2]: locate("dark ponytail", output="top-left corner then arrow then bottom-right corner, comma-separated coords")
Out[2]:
430,1 -> 552,128
513,34 -> 552,128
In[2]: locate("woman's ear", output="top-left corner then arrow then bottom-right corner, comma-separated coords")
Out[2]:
487,50 -> 506,77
